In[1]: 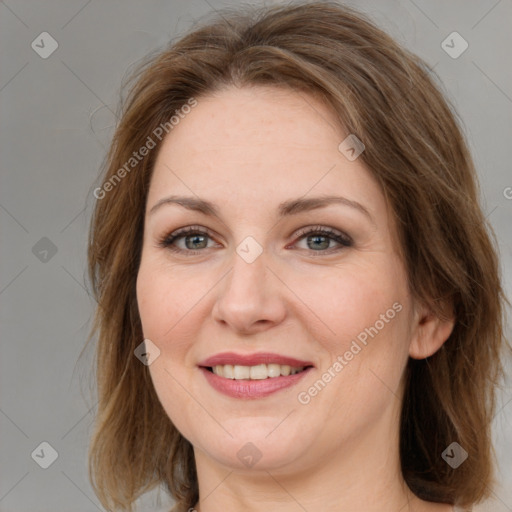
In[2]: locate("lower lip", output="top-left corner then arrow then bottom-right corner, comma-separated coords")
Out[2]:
200,367 -> 313,399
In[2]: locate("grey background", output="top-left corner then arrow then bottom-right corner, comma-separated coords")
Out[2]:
1,1 -> 511,511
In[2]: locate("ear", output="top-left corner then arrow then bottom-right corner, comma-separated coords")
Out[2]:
409,301 -> 455,359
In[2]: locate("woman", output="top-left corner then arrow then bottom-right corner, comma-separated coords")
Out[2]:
87,2 -> 508,511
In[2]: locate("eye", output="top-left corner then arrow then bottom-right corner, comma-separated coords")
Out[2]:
291,225 -> 352,254
158,226 -> 219,254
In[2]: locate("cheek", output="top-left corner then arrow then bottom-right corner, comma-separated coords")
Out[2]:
136,265 -> 166,339
136,259 -> 196,341
294,262 -> 404,343
136,257 -> 214,388
136,262 -> 201,432
294,258 -> 412,401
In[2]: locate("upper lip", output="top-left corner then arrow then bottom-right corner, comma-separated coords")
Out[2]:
199,352 -> 314,368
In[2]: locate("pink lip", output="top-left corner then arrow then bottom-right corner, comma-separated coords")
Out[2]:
198,352 -> 314,368
200,366 -> 313,399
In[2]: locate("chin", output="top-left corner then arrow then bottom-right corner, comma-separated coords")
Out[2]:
193,422 -> 314,472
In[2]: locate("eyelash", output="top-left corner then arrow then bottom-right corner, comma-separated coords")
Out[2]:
158,224 -> 352,256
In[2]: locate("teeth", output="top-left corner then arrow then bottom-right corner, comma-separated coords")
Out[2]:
234,365 -> 250,379
223,364 -> 234,379
211,364 -> 305,380
250,364 -> 268,380
267,364 -> 281,378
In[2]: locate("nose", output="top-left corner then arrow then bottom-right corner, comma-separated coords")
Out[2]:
212,247 -> 287,335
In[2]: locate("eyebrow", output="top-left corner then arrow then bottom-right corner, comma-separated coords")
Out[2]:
149,194 -> 374,223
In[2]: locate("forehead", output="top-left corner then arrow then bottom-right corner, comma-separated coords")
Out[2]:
148,85 -> 384,219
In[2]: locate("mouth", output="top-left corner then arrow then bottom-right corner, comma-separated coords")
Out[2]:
198,353 -> 315,399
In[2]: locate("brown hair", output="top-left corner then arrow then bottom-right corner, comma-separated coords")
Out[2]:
87,2 -> 508,510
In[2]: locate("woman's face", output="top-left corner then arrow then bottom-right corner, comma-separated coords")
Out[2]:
136,85 -> 419,473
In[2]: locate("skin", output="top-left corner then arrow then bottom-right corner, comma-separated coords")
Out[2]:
136,85 -> 455,512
